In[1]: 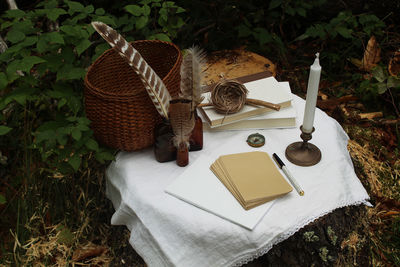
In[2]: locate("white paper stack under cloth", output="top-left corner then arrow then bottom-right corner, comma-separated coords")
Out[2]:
165,154 -> 276,230
165,151 -> 293,230
106,94 -> 370,267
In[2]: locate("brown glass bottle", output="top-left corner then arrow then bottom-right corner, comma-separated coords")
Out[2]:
154,119 -> 176,163
176,143 -> 189,167
189,110 -> 203,151
154,111 -> 203,163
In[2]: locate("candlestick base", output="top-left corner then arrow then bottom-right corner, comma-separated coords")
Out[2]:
285,126 -> 321,166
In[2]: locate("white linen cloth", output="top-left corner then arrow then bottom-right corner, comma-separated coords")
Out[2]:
106,95 -> 370,267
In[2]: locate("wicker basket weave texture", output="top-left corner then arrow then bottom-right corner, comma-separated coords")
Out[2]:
84,40 -> 182,151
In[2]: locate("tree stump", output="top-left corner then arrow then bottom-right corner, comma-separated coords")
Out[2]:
108,49 -> 371,267
203,49 -> 276,85
204,49 -> 371,267
245,205 -> 370,267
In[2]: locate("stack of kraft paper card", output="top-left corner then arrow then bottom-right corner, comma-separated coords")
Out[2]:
210,151 -> 293,210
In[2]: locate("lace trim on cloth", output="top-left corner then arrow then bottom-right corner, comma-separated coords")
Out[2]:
229,199 -> 370,267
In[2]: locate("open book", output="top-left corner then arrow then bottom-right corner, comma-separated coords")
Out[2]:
199,77 -> 293,127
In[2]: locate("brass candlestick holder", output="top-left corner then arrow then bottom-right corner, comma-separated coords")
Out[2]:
285,126 -> 321,166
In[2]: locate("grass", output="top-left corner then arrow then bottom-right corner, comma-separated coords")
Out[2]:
346,126 -> 400,266
0,156 -> 116,265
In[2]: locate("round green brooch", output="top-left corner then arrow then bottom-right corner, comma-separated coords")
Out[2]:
246,133 -> 265,147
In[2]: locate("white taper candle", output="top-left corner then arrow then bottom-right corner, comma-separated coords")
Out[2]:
302,53 -> 321,133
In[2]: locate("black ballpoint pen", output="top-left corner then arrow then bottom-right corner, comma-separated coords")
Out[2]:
272,153 -> 304,196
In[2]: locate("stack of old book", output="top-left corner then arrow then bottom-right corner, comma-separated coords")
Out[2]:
198,75 -> 296,131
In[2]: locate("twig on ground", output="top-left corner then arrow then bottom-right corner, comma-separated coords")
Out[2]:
358,112 -> 384,120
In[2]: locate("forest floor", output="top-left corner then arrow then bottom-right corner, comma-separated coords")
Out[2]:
1,47 -> 399,266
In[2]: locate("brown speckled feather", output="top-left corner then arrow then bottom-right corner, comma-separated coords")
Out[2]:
169,99 -> 195,148
180,46 -> 206,110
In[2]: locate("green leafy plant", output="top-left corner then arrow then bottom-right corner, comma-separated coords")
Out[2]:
0,0 -> 187,262
123,0 -> 185,42
235,0 -> 327,53
0,0 -> 186,175
268,0 -> 326,19
357,66 -> 400,117
298,11 -> 385,41
0,0 -> 115,177
176,0 -> 327,55
369,66 -> 400,95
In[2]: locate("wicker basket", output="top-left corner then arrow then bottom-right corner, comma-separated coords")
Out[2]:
84,40 -> 182,151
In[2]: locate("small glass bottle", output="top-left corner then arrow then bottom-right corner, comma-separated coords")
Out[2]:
176,143 -> 189,167
189,110 -> 203,151
154,119 -> 176,163
154,111 -> 204,163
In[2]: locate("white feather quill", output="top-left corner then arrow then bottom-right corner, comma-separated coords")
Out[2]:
91,21 -> 171,119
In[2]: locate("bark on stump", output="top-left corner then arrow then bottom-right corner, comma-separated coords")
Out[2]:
203,49 -> 276,85
204,49 -> 370,267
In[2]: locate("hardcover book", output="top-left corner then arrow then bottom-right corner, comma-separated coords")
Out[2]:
199,77 -> 293,127
201,81 -> 296,131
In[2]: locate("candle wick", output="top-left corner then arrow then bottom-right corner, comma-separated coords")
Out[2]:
315,52 -> 320,59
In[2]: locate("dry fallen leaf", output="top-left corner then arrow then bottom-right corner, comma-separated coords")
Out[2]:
349,57 -> 363,69
318,91 -> 328,100
317,95 -> 358,111
72,242 -> 107,261
381,210 -> 400,217
361,36 -> 381,71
